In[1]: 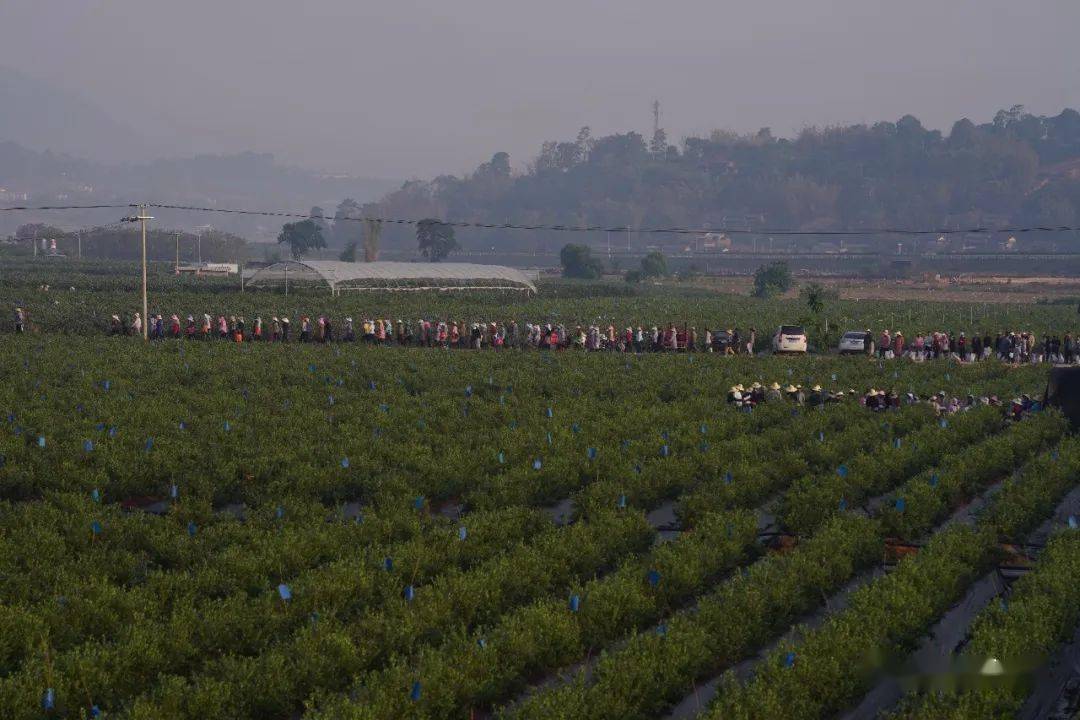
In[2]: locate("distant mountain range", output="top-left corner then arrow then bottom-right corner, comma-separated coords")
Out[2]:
0,66 -> 398,239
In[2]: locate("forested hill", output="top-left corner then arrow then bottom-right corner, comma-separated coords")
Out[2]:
369,106 -> 1080,252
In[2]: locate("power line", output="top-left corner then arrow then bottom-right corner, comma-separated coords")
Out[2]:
0,203 -> 134,212
3,200 -> 1080,238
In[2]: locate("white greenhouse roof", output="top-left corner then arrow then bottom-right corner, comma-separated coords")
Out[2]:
248,260 -> 537,293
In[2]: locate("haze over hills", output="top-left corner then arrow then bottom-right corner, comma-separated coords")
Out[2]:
0,65 -> 151,163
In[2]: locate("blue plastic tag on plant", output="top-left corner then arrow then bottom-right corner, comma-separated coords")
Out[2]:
617,494 -> 627,509
380,404 -> 389,413
41,688 -> 55,710
788,368 -> 793,376
91,520 -> 102,535
784,652 -> 796,668
569,594 -> 580,612
277,584 -> 292,601
546,432 -> 553,446
179,421 -> 186,431
369,380 -> 376,390
940,418 -> 948,428
91,488 -> 100,502
646,569 -> 661,587
477,637 -> 487,649
818,431 -> 824,443
700,423 -> 707,434
109,426 -> 117,438
929,474 -> 939,487
831,373 -> 837,381
458,526 -> 467,541
838,498 -> 847,511
464,385 -> 472,397
413,496 -> 424,510
894,438 -> 902,449
340,457 -> 350,469
546,407 -> 553,418
660,445 -> 670,458
700,441 -> 709,452
410,682 -> 421,701
327,395 -> 334,406
83,439 -> 93,452
1052,450 -> 1059,461
145,437 -> 154,451
895,497 -> 906,512
661,430 -> 669,441
497,451 -> 505,464
656,623 -> 667,636
1068,515 -> 1078,529
572,423 -> 581,434
276,506 -> 285,519
187,521 -> 197,537
170,484 -> 178,499
945,373 -> 950,381
533,458 -> 542,470
587,447 -> 597,461
91,704 -> 101,717
308,364 -> 316,373
999,598 -> 1008,612
37,435 -> 45,448
404,585 -> 415,601
384,557 -> 393,572
837,465 -> 848,479
725,471 -> 733,484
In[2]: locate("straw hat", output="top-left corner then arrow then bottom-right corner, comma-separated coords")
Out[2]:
770,382 -> 781,390
784,384 -> 798,393
812,385 -> 822,392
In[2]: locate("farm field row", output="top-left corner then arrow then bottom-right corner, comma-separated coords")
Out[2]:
0,334 -> 1064,719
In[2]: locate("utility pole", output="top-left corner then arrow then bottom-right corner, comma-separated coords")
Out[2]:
76,230 -> 82,260
123,205 -> 154,340
175,232 -> 180,273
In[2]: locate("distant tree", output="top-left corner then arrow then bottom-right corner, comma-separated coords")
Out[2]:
363,218 -> 382,262
624,269 -> 642,284
416,219 -> 458,261
277,219 -> 325,260
753,261 -> 792,298
640,251 -> 668,278
559,243 -> 603,279
339,240 -> 359,262
310,206 -> 329,236
332,198 -> 364,250
799,282 -> 836,314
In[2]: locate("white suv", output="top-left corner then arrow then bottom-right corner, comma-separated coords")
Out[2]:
772,325 -> 808,354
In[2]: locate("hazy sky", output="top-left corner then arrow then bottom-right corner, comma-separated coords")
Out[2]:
3,0 -> 1079,178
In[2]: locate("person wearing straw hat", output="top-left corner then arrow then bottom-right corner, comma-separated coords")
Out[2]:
767,382 -> 782,402
13,306 -> 26,334
750,382 -> 765,405
808,384 -> 827,407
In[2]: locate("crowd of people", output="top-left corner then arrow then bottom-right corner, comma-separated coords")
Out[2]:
859,328 -> 1079,364
725,381 -> 1039,421
91,311 -> 1079,365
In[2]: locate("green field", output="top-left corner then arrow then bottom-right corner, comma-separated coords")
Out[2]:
1,260 -> 1079,720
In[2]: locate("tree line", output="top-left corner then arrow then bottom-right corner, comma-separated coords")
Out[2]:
318,105 -> 1080,256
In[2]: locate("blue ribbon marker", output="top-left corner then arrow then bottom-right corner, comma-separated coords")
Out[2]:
533,458 -> 542,470
569,594 -> 580,612
37,435 -> 45,448
83,439 -> 93,452
458,526 -> 467,541
384,557 -> 394,571
464,385 -> 472,397
41,688 -> 55,710
170,484 -> 178,499
929,474 -> 939,487
477,637 -> 488,649
617,494 -> 627,509
91,521 -> 102,535
497,451 -> 505,464
546,407 -> 553,418
278,584 -> 292,601
656,623 -> 668,636
838,497 -> 848,511
587,447 -> 597,460
895,497 -> 906,512
404,585 -> 415,601
1068,515 -> 1078,529
107,426 -> 117,438
91,488 -> 100,502
341,457 -> 350,469
410,682 -> 422,702
647,569 -> 661,587
188,521 -> 197,537
660,444 -> 670,458
413,496 -> 424,510
276,506 -> 285,519
784,652 -> 796,668
837,465 -> 848,479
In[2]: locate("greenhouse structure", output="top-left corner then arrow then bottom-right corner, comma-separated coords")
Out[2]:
247,260 -> 538,295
